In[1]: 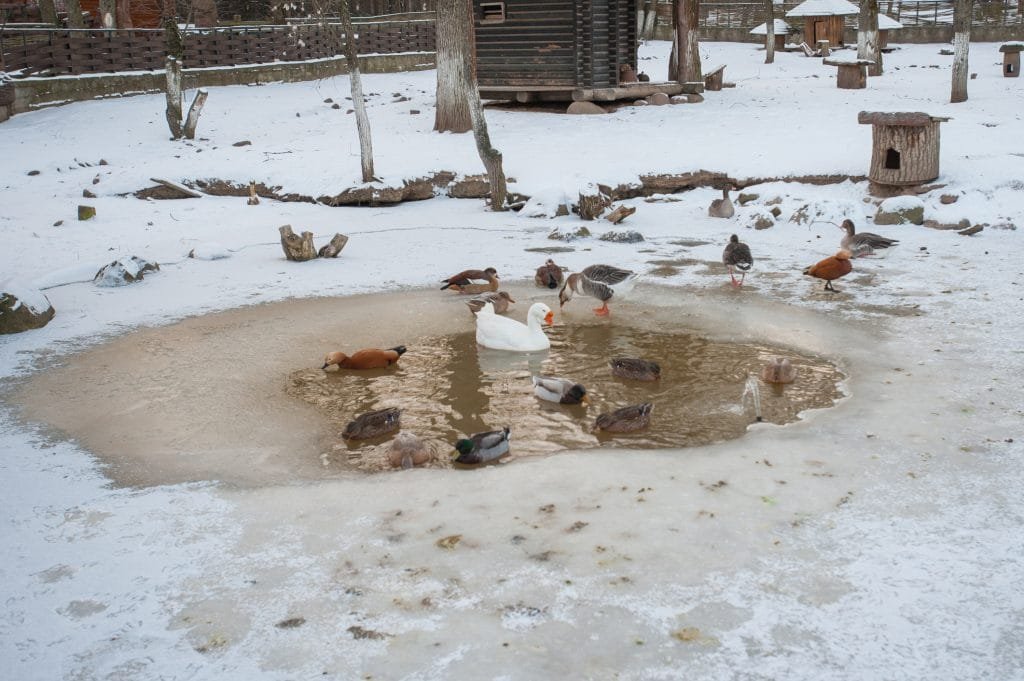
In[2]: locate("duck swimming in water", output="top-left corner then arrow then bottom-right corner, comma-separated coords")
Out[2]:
595,403 -> 653,433
453,427 -> 511,464
342,407 -> 402,440
475,301 -> 553,352
559,264 -> 637,316
531,376 -> 589,405
610,357 -> 661,382
322,346 -> 406,370
760,357 -> 797,384
840,219 -> 899,258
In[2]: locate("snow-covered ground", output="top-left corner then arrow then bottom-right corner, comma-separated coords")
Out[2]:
1,41 -> 1023,680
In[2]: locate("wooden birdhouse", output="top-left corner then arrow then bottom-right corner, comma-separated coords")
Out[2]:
858,111 -> 950,190
786,0 -> 857,48
1000,43 -> 1023,78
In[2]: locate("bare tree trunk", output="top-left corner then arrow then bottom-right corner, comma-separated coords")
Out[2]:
116,0 -> 133,28
164,56 -> 183,139
674,0 -> 702,83
451,0 -> 506,210
39,0 -> 58,25
950,0 -> 971,103
668,1 -> 678,79
99,0 -> 117,27
193,0 -> 218,27
66,0 -> 85,28
339,0 -> 376,182
164,16 -> 184,59
764,0 -> 775,64
641,0 -> 657,40
434,0 -> 473,132
183,89 -> 208,139
858,0 -> 882,76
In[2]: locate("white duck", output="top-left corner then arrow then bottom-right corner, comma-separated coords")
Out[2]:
475,302 -> 553,352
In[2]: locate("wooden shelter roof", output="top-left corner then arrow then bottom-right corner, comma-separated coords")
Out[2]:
786,0 -> 857,17
749,19 -> 790,35
858,111 -> 951,126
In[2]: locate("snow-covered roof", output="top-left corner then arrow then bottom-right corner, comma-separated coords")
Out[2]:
750,19 -> 791,35
786,0 -> 858,17
879,14 -> 903,30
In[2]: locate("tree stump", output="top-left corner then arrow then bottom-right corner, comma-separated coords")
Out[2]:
247,181 -> 260,205
318,234 -> 349,258
577,188 -> 612,220
279,225 -> 318,261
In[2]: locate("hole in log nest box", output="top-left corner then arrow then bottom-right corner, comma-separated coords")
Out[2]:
885,148 -> 901,170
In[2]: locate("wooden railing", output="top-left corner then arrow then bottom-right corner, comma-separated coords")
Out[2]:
0,19 -> 435,76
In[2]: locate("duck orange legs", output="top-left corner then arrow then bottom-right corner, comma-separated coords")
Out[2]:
593,301 -> 611,316
728,266 -> 746,288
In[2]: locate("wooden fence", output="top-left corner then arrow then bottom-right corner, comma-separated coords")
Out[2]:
0,19 -> 435,76
690,0 -> 1021,29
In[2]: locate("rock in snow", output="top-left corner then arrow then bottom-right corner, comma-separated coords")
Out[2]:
94,256 -> 160,287
0,278 -> 55,334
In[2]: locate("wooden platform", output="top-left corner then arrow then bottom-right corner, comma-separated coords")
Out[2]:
479,81 -> 705,103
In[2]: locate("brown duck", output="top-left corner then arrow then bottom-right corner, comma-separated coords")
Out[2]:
595,403 -> 653,433
322,346 -> 406,370
803,250 -> 853,292
342,407 -> 402,440
534,259 -> 564,289
466,291 -> 515,314
441,267 -> 498,291
610,357 -> 661,381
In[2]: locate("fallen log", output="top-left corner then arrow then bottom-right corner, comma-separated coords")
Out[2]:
318,233 -> 349,258
606,205 -> 637,224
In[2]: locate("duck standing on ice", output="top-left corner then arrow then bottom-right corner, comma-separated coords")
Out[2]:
559,264 -> 637,316
840,219 -> 899,258
722,234 -> 753,288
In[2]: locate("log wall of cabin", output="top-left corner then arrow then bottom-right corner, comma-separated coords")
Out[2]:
803,15 -> 847,47
473,0 -> 637,90
474,0 -> 578,88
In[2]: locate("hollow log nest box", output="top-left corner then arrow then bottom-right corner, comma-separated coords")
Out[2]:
857,111 -> 950,188
1000,43 -> 1022,78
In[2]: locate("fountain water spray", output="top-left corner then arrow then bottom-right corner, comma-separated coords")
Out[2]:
743,374 -> 763,422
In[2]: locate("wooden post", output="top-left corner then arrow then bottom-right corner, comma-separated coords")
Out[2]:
279,225 -> 318,261
164,57 -> 183,139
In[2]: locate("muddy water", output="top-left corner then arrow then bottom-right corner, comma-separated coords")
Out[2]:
12,284 -> 843,487
292,324 -> 842,472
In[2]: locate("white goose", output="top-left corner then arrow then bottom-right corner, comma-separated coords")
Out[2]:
475,302 -> 553,352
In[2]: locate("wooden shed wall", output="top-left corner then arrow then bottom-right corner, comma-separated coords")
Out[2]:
473,0 -> 637,90
474,0 -> 577,88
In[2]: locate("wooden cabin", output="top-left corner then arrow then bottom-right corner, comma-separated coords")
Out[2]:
858,111 -> 949,188
786,0 -> 857,48
473,0 -> 645,102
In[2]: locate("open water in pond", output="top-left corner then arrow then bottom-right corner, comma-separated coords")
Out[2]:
288,323 -> 844,472
10,285 -> 845,486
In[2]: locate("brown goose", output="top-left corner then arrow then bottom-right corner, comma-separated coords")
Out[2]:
558,264 -> 637,316
534,259 -> 564,289
466,291 -> 515,315
840,219 -> 899,258
708,187 -> 735,219
595,403 -> 653,433
722,234 -> 753,287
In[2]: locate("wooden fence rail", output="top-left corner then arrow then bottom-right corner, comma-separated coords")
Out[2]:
1,20 -> 436,76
